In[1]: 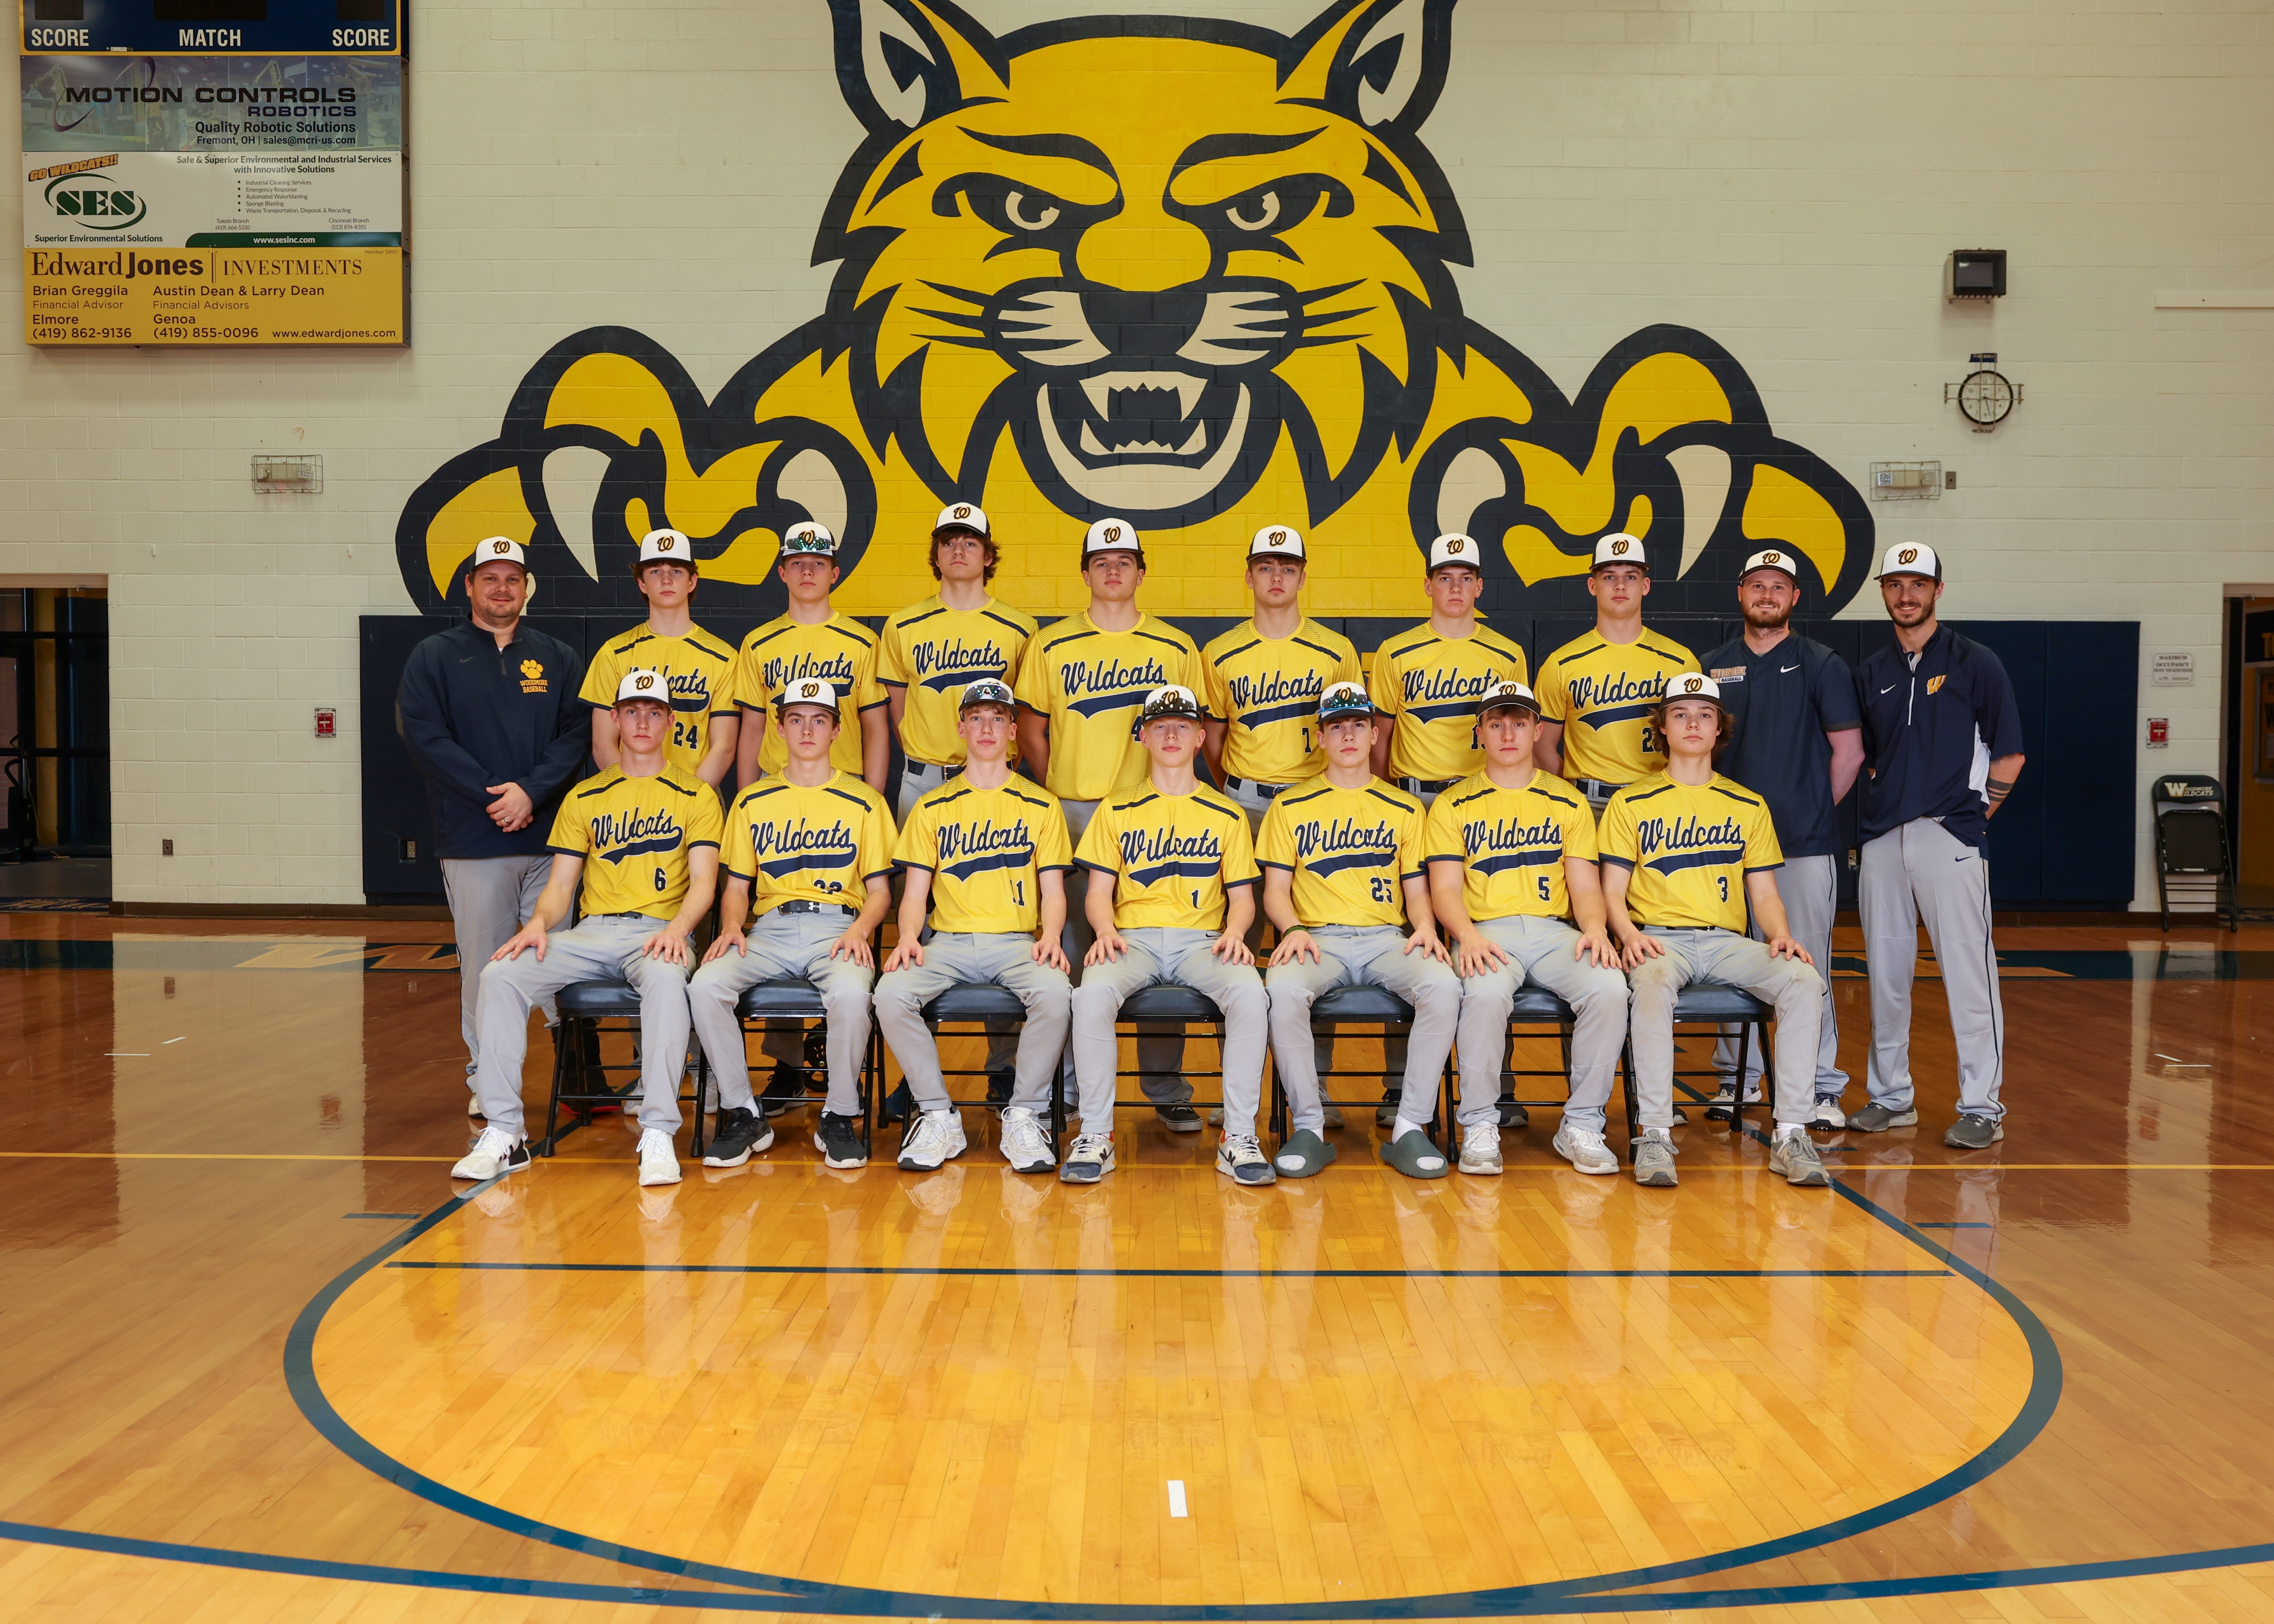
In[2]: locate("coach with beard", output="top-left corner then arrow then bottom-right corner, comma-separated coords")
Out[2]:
1700,547 -> 1864,1130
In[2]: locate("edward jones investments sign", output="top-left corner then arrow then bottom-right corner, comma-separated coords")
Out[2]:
20,55 -> 404,345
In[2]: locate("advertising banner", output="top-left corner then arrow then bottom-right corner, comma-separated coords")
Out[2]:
21,54 -> 404,344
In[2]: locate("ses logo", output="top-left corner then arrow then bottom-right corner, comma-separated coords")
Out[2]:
42,174 -> 147,231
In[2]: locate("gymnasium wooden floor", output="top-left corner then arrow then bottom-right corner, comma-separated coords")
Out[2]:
4,915 -> 2273,1621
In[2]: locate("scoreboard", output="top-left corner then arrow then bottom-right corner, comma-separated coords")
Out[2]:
21,0 -> 406,346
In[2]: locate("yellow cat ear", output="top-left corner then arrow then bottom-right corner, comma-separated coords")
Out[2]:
1279,0 -> 1452,130
828,0 -> 1009,133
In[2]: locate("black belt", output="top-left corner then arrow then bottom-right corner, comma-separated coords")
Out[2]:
771,900 -> 856,917
1224,776 -> 1289,800
1573,778 -> 1627,798
1401,776 -> 1459,795
587,911 -> 654,922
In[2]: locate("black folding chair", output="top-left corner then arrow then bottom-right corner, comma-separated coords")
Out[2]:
1088,983 -> 1240,1129
1618,985 -> 1775,1159
1267,983 -> 1452,1149
872,983 -> 1062,1159
737,979 -> 882,1151
1433,987 -> 1589,1146
2153,774 -> 2236,932
541,980 -> 712,1159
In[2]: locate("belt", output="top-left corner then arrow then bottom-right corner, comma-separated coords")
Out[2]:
586,911 -> 655,922
906,759 -> 955,774
1572,778 -> 1627,798
1224,776 -> 1289,800
1401,776 -> 1459,795
770,900 -> 856,918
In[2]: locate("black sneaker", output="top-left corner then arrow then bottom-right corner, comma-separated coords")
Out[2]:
814,1111 -> 868,1169
760,1064 -> 807,1118
1496,1090 -> 1530,1130
883,1080 -> 915,1123
1156,1102 -> 1202,1133
986,1069 -> 1015,1112
702,1107 -> 774,1167
802,1029 -> 830,1091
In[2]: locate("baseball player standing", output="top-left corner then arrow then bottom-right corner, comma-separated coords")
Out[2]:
1371,533 -> 1529,806
1850,543 -> 2025,1148
396,536 -> 593,1117
874,678 -> 1074,1174
453,667 -> 722,1188
1701,548 -> 1864,1127
580,528 -> 739,788
731,523 -> 890,795
1016,518 -> 1207,1131
1535,533 -> 1698,813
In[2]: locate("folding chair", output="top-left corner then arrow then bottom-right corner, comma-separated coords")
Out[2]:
737,979 -> 882,1151
1268,983 -> 1452,1149
541,980 -> 711,1159
2153,774 -> 2236,933
873,983 -> 1062,1159
1438,988 -> 1605,1143
1090,983 -> 1239,1130
1619,985 -> 1774,1157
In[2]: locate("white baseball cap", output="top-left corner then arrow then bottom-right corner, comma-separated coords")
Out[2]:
1877,541 -> 1943,581
1662,671 -> 1725,706
1084,517 -> 1143,560
468,535 -> 527,572
1592,533 -> 1647,572
1477,679 -> 1541,718
1426,533 -> 1480,572
1249,525 -> 1306,561
781,521 -> 838,558
1740,547 -> 1799,582
1131,683 -> 1202,739
614,667 -> 670,706
934,502 -> 990,538
639,527 -> 692,565
774,677 -> 840,714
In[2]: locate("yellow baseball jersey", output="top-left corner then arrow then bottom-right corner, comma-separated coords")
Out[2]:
1598,772 -> 1782,933
1201,619 -> 1363,785
578,623 -> 739,779
1372,621 -> 1530,782
1015,612 -> 1203,803
722,772 -> 897,915
547,767 -> 724,922
1536,629 -> 1699,785
731,611 -> 887,777
895,777 -> 1072,935
1073,784 -> 1258,933
1255,778 -> 1426,930
877,595 -> 1038,767
1423,770 -> 1598,923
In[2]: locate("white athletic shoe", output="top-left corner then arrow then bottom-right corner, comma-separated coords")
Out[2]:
999,1107 -> 1056,1173
1060,1132 -> 1116,1183
452,1126 -> 528,1182
898,1109 -> 968,1172
1808,1096 -> 1847,1130
637,1128 -> 682,1186
1459,1124 -> 1503,1175
1217,1133 -> 1277,1186
1769,1127 -> 1832,1187
1552,1121 -> 1619,1176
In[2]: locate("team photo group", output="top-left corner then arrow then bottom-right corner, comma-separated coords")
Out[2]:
398,506 -> 2025,1195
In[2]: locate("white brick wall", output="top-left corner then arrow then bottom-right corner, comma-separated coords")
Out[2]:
0,0 -> 2268,906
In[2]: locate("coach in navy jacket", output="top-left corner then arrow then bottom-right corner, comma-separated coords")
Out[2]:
1848,543 -> 2025,1151
396,536 -> 592,1111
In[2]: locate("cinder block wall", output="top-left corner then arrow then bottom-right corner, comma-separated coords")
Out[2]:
0,0 -> 2266,907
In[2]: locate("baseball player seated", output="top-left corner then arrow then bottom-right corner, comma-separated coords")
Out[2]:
453,667 -> 722,1190
690,678 -> 895,1172
874,678 -> 1075,1175
1422,681 -> 1629,1179
1598,674 -> 1831,1190
1256,682 -> 1457,1180
1064,685 -> 1271,1186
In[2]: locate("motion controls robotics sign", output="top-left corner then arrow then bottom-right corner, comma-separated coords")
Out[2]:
19,0 -> 404,346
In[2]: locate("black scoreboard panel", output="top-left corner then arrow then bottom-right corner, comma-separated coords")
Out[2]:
22,0 -> 398,53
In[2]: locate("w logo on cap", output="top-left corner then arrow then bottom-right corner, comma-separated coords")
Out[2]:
1682,676 -> 1704,694
1269,529 -> 1287,543
1899,547 -> 1919,565
1445,536 -> 1464,554
1103,524 -> 1123,543
1611,537 -> 1631,556
491,538 -> 512,556
1761,551 -> 1781,565
635,673 -> 656,691
953,504 -> 972,520
797,680 -> 825,701
656,534 -> 675,551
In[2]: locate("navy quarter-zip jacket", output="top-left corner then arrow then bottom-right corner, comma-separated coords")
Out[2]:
1854,624 -> 2024,852
396,619 -> 593,860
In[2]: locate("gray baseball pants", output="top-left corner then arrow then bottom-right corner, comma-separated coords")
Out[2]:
690,909 -> 874,1117
1060,797 -> 1192,1112
1266,925 -> 1458,1136
1713,852 -> 1847,1098
1070,926 -> 1267,1136
1629,928 -> 1822,1131
1454,915 -> 1631,1132
471,913 -> 691,1141
874,931 -> 1071,1113
442,853 -> 558,1080
1859,817 -> 2005,1122
896,760 -> 1018,1079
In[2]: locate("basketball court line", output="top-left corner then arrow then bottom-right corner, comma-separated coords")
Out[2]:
380,1261 -> 1956,1279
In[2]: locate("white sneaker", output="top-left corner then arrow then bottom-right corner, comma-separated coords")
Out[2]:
1808,1096 -> 1847,1130
898,1109 -> 969,1172
1459,1124 -> 1503,1174
452,1127 -> 528,1181
1060,1133 -> 1116,1183
1217,1133 -> 1277,1186
636,1128 -> 682,1187
999,1106 -> 1056,1173
1552,1121 -> 1619,1175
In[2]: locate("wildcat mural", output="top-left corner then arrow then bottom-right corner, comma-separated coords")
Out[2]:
395,0 -> 1872,618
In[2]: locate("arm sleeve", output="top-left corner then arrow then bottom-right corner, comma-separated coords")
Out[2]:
1979,652 -> 2026,756
1254,799 -> 1293,870
1538,655 -> 1569,722
860,796 -> 896,878
1375,645 -> 1408,727
1815,650 -> 1861,732
1014,638 -> 1054,716
686,782 -> 726,850
1200,648 -> 1232,728
877,620 -> 910,689
720,791 -> 755,879
853,637 -> 887,711
1073,799 -> 1117,872
1034,800 -> 1073,871
1221,808 -> 1260,888
1422,787 -> 1464,863
395,642 -> 500,804
522,695 -> 596,805
1564,799 -> 1601,864
1335,638 -> 1363,690
1395,800 -> 1426,878
577,643 -> 617,708
545,795 -> 591,856
1744,802 -> 1784,871
892,800 -> 937,870
730,638 -> 764,711
1597,793 -> 1637,868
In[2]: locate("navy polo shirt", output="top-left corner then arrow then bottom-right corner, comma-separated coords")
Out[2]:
1704,632 -> 1860,859
1853,625 -> 2024,850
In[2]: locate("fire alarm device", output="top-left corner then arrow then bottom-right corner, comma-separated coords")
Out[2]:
315,707 -> 338,739
2147,717 -> 2169,748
